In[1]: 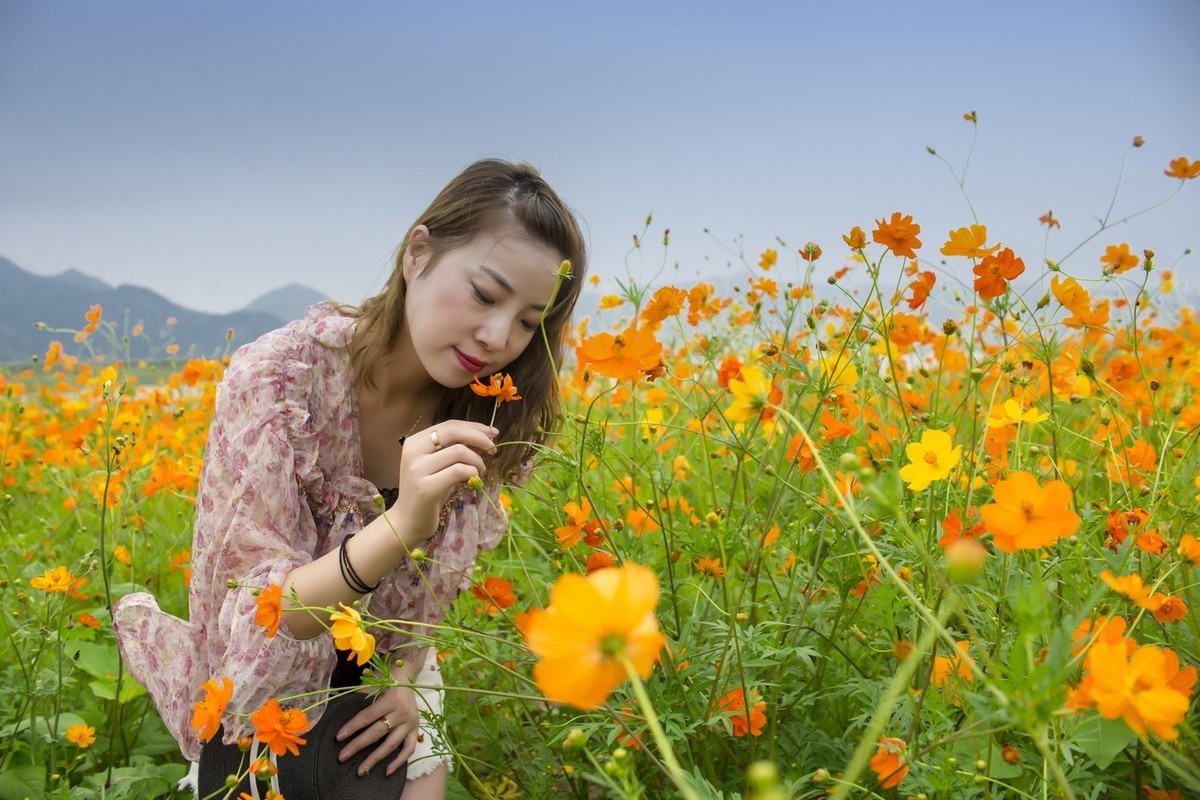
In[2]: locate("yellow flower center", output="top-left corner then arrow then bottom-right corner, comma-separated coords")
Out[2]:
923,452 -> 940,466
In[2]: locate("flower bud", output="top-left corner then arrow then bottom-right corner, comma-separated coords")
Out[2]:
946,538 -> 988,584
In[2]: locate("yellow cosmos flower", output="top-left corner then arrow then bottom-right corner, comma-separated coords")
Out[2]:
524,563 -> 665,709
985,399 -> 1050,428
898,429 -> 962,491
725,364 -> 774,423
940,224 -> 1000,259
329,603 -> 376,666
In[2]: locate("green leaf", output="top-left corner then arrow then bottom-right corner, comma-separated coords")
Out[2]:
69,641 -> 120,681
88,675 -> 144,704
0,765 -> 44,800
1072,715 -> 1136,770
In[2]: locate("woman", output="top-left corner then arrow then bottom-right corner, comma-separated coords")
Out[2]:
114,160 -> 587,798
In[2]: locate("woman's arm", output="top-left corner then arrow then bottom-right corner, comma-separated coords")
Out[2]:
280,420 -> 498,639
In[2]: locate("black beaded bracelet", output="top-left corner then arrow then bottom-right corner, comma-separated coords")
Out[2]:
338,532 -> 379,594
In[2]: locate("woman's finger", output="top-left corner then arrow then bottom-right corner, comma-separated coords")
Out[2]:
358,725 -> 413,776
385,731 -> 418,777
419,442 -> 487,474
418,421 -> 498,456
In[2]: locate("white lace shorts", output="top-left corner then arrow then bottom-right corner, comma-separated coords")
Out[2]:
407,647 -> 451,780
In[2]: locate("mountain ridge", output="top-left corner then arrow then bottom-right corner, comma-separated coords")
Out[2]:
0,257 -> 327,363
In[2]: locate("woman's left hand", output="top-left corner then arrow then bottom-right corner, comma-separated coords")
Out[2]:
335,685 -> 421,777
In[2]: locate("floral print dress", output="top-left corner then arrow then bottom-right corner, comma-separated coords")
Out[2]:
114,303 -> 507,763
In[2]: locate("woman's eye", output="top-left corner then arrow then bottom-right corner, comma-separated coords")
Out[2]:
472,286 -> 494,305
520,320 -> 539,332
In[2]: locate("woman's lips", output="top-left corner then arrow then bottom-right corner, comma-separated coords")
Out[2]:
455,348 -> 487,373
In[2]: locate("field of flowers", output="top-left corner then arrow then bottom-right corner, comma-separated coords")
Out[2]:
2,127 -> 1199,799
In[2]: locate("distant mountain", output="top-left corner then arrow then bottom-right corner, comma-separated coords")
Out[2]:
241,283 -> 328,325
53,269 -> 112,293
0,256 -> 287,363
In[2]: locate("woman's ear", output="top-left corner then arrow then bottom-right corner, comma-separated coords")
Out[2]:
403,225 -> 432,281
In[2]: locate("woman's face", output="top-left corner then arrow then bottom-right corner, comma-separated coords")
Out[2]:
402,224 -> 563,389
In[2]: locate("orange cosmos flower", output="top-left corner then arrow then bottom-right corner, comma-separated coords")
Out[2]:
65,723 -> 96,749
1071,616 -> 1133,657
906,271 -> 936,310
191,676 -> 234,743
716,688 -> 767,737
585,551 -> 616,574
1107,439 -> 1157,488
43,340 -> 62,370
255,583 -> 283,638
576,326 -> 663,382
1178,534 -> 1200,567
329,603 -> 376,665
1101,243 -> 1140,275
692,556 -> 726,578
524,563 -> 665,709
819,410 -> 857,441
932,641 -> 974,692
1039,210 -> 1060,228
1144,789 -> 1186,800
1100,571 -> 1166,612
973,247 -> 1025,299
939,508 -> 985,549
1164,156 -> 1200,179
470,372 -> 522,402
471,576 -> 517,615
940,224 -> 999,259
1083,639 -> 1194,740
979,471 -> 1080,553
799,242 -> 822,261
842,225 -> 867,250
251,699 -> 310,757
869,737 -> 909,789
872,212 -> 922,259
171,548 -> 192,586
76,613 -> 101,629
1051,275 -> 1091,315
555,498 -> 598,549
640,285 -> 688,329
624,507 -> 660,536
1153,595 -> 1188,624
1106,508 -> 1150,548
30,566 -> 88,600
758,248 -> 778,270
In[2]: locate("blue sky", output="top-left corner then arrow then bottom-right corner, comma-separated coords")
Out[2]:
2,1 -> 1197,313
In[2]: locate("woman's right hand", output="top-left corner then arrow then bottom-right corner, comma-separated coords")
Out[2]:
387,420 -> 498,546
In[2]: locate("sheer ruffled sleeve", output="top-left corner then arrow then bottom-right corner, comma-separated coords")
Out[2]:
183,337 -> 340,752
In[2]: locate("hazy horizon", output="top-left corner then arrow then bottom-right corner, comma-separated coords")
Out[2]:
3,1 -> 1198,315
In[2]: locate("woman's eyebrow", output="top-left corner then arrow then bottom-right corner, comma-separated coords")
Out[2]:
480,266 -> 547,311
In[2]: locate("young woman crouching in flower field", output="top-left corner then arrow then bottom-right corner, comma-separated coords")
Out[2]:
113,160 -> 586,798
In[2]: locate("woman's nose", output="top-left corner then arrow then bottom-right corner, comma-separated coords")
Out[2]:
476,314 -> 509,352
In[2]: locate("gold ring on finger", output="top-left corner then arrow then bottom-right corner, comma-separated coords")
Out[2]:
430,430 -> 442,451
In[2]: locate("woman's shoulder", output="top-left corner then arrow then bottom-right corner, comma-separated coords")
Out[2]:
227,302 -> 354,372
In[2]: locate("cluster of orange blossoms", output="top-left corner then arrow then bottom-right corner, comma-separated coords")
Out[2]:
192,676 -> 310,757
1068,617 -> 1196,740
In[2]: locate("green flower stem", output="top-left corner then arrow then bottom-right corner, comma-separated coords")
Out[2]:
829,594 -> 956,800
619,654 -> 698,800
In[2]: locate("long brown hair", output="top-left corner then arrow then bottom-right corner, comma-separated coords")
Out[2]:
344,160 -> 587,480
